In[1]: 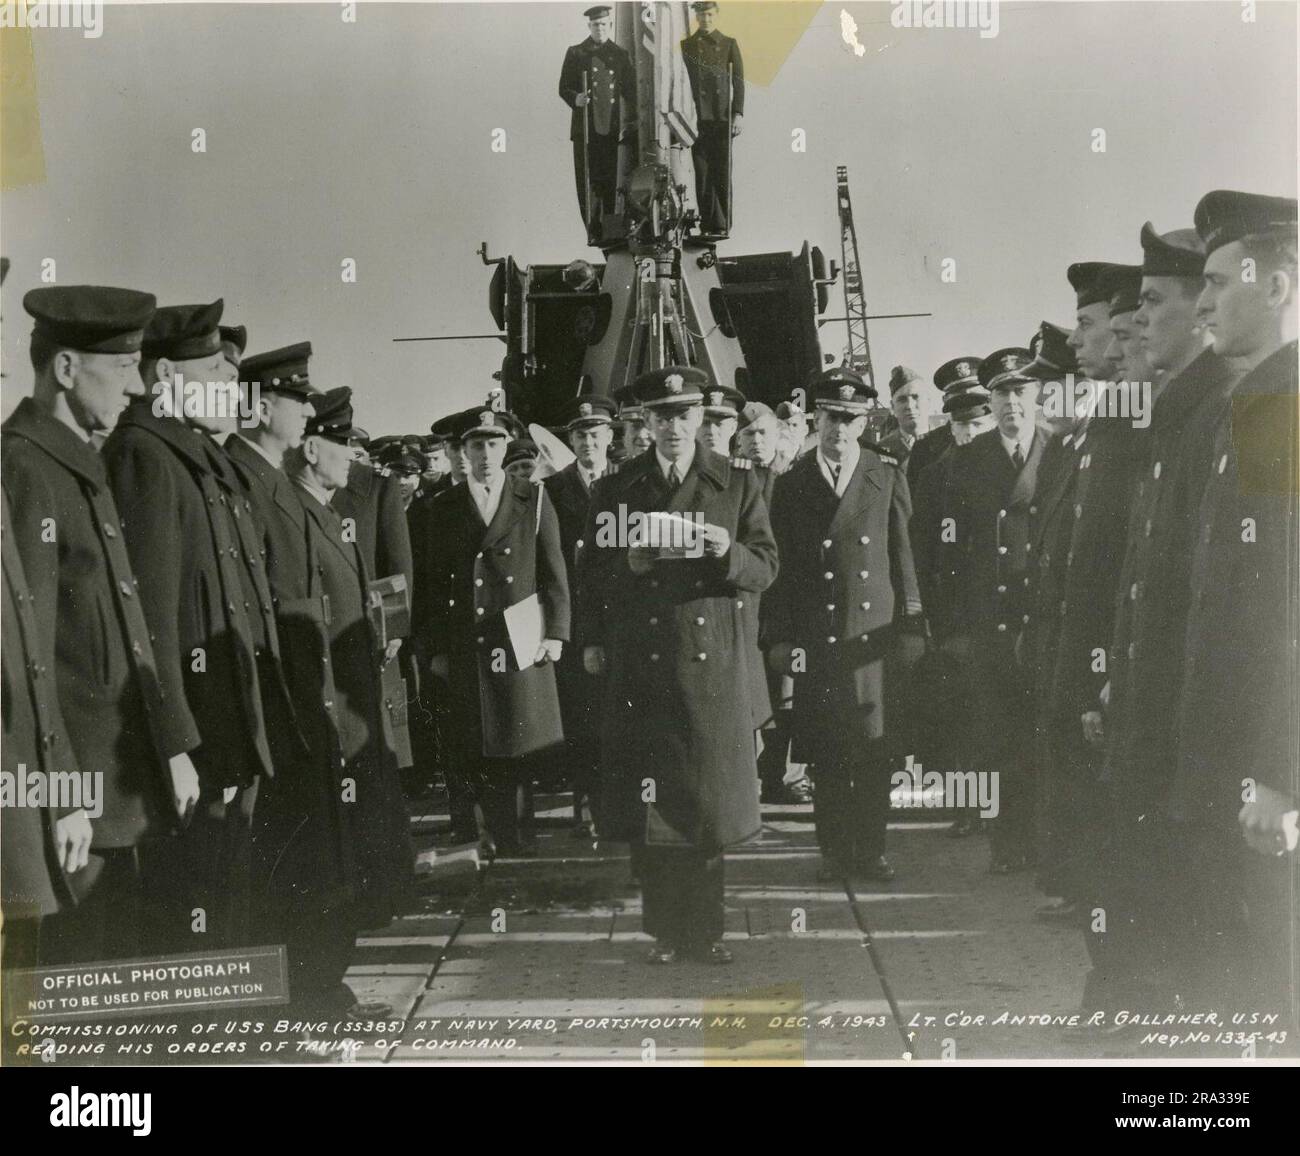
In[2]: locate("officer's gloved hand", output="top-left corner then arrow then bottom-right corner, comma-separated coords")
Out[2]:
168,752 -> 201,824
1239,784 -> 1299,857
1081,711 -> 1104,747
700,523 -> 731,559
583,646 -> 607,676
54,809 -> 93,874
429,653 -> 451,682
534,639 -> 563,666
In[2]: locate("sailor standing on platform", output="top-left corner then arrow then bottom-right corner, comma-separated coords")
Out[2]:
579,366 -> 776,964
682,2 -> 744,239
559,6 -> 637,243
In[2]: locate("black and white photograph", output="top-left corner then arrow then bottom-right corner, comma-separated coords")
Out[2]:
0,0 -> 1297,1082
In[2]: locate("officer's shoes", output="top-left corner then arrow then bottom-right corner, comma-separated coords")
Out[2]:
684,941 -> 734,965
645,942 -> 678,966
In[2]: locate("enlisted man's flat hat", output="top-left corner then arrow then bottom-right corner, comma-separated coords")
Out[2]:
505,438 -> 540,468
1067,262 -> 1127,309
562,395 -> 617,431
1024,321 -> 1077,380
584,6 -> 612,18
1194,190 -> 1298,255
634,365 -> 709,410
1097,264 -> 1143,317
304,386 -> 355,444
978,348 -> 1036,392
932,357 -> 980,393
691,2 -> 719,11
241,341 -> 317,401
1139,223 -> 1205,278
24,285 -> 157,354
143,299 -> 224,360
219,324 -> 247,367
810,366 -> 876,414
702,384 -> 746,417
775,400 -> 807,422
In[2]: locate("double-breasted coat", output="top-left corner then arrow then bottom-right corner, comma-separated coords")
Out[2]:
224,435 -> 356,909
333,460 -> 415,599
2,399 -> 187,852
1026,415 -> 1148,734
1105,351 -> 1236,805
1174,341 -> 1299,836
1,489 -> 75,920
292,484 -> 412,926
419,475 -> 570,761
577,448 -> 776,850
102,403 -> 273,792
763,449 -> 922,766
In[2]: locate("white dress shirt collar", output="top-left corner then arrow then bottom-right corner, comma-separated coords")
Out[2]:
816,444 -> 859,498
655,444 -> 695,482
1000,427 -> 1035,463
469,473 -> 506,524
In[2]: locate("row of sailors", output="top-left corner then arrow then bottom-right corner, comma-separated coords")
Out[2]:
3,185 -> 1296,993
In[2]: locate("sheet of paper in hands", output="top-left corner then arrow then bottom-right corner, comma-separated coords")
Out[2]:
642,510 -> 704,559
504,593 -> 544,669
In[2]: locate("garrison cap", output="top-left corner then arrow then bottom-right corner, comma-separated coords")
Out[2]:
1024,321 -> 1077,379
634,365 -> 709,409
1097,264 -> 1143,317
219,324 -> 247,367
933,357 -> 980,393
738,400 -> 776,430
562,395 -> 617,431
978,348 -> 1036,392
304,386 -> 355,443
143,299 -> 224,360
584,6 -> 612,18
1067,262 -> 1126,309
888,365 -> 923,395
702,384 -> 746,417
1194,190 -> 1298,256
24,285 -> 157,354
463,407 -> 514,440
504,438 -> 539,468
775,399 -> 807,422
943,387 -> 992,419
810,366 -> 876,414
1139,223 -> 1205,278
240,341 -> 317,401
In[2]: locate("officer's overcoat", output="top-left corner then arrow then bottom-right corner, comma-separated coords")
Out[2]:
578,448 -> 776,850
2,399 -> 185,850
420,476 -> 570,760
763,449 -> 921,764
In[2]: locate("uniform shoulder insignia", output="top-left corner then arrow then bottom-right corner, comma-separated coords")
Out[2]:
861,441 -> 900,467
728,455 -> 753,470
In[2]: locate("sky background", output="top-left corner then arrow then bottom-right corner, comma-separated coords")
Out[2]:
2,0 -> 1296,435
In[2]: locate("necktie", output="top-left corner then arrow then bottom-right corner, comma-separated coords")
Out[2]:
1012,444 -> 1025,470
828,462 -> 840,492
666,464 -> 681,491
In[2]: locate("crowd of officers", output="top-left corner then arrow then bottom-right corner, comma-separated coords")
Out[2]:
2,186 -> 1296,1022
